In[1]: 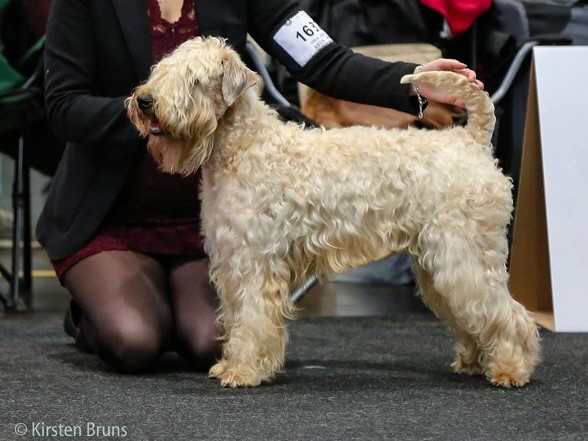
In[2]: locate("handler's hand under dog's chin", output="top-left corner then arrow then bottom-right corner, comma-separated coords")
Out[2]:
411,58 -> 485,109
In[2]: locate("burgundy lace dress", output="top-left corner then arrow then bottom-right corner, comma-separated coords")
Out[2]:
52,0 -> 204,279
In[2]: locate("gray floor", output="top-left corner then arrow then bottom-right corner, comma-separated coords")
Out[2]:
1,250 -> 587,441
1,314 -> 587,441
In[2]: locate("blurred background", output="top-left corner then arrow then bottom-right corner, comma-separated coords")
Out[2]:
1,0 -> 587,314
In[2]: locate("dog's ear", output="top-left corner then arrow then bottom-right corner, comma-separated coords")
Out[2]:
221,56 -> 258,107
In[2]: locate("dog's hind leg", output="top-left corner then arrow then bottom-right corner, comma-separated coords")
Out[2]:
418,228 -> 540,388
208,253 -> 292,387
413,263 -> 483,376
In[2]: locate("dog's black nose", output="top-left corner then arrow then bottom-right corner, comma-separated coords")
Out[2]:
137,95 -> 153,111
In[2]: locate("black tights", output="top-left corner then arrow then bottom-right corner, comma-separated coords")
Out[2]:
62,250 -> 221,373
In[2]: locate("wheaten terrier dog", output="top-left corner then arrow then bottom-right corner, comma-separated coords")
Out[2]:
127,37 -> 540,389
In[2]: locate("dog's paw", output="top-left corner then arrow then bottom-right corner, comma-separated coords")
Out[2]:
219,370 -> 263,388
208,361 -> 227,379
488,371 -> 530,388
451,358 -> 483,376
209,361 -> 265,388
484,356 -> 533,388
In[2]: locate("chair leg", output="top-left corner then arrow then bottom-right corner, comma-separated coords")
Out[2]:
6,133 -> 31,311
0,263 -> 12,308
22,140 -> 32,297
289,275 -> 319,304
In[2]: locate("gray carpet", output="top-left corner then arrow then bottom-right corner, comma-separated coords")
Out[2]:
1,314 -> 587,441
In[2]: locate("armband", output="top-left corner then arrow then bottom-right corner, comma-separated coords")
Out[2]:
273,11 -> 333,68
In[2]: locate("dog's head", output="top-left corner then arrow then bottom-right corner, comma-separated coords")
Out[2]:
127,37 -> 259,175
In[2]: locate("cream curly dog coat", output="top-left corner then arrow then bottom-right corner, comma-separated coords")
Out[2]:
127,37 -> 540,388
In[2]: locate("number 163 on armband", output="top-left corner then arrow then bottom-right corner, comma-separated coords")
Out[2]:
273,10 -> 334,67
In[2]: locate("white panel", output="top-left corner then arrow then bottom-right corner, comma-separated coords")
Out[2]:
534,46 -> 588,331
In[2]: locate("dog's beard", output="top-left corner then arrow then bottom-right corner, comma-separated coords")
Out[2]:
147,136 -> 186,174
147,134 -> 213,176
152,100 -> 217,175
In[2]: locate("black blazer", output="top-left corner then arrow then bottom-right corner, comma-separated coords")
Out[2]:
38,0 -> 418,259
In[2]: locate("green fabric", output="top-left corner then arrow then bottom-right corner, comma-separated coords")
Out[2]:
0,0 -> 10,13
0,36 -> 45,93
0,0 -> 23,91
20,35 -> 45,65
0,55 -> 24,92
0,1 -> 45,97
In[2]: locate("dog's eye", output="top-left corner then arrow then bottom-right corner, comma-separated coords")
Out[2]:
189,78 -> 198,88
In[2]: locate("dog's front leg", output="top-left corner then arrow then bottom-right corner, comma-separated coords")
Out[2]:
208,256 -> 292,387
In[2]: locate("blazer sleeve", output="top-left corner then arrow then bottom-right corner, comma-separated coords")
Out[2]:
247,0 -> 419,114
44,0 -> 141,147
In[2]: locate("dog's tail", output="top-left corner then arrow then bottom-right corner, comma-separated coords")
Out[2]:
401,71 -> 495,146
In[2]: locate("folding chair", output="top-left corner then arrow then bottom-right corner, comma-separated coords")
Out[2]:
0,0 -> 45,311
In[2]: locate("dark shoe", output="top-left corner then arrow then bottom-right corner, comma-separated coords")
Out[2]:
63,300 -> 94,353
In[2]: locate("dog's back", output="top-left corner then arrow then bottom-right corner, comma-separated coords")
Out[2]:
401,71 -> 495,147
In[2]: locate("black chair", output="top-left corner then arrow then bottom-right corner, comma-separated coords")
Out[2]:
0,0 -> 45,311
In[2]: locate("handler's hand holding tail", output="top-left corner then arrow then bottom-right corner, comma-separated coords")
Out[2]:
413,58 -> 485,108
